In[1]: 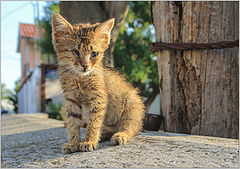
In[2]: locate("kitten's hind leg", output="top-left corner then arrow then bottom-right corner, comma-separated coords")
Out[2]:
111,94 -> 144,145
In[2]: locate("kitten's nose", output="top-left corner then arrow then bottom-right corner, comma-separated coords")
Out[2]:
82,65 -> 88,71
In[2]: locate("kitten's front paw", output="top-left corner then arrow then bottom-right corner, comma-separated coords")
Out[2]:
111,132 -> 128,145
62,143 -> 79,154
79,142 -> 97,152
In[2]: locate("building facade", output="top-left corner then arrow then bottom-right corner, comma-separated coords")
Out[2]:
17,23 -> 63,114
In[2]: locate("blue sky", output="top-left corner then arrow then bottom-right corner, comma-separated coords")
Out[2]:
1,1 -> 46,90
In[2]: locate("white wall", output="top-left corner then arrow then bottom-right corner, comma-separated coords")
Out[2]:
45,79 -> 64,105
18,67 -> 64,114
18,68 -> 41,113
148,94 -> 161,115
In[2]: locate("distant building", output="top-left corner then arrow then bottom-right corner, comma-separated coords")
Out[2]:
17,23 -> 63,114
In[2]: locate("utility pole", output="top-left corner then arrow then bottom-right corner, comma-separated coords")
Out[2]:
32,1 -> 41,67
36,0 -> 41,67
32,1 -> 37,68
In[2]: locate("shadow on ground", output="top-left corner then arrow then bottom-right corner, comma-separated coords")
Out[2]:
1,127 -> 120,167
1,122 -> 239,168
2,127 -> 67,167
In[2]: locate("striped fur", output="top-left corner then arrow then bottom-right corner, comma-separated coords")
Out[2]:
52,13 -> 144,153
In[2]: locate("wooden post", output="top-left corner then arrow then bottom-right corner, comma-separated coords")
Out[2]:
153,1 -> 238,138
41,65 -> 46,112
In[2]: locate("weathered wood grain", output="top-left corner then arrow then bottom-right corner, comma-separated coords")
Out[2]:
153,1 -> 238,138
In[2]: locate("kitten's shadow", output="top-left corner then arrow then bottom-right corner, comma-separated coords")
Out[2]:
97,139 -> 116,150
79,128 -> 120,151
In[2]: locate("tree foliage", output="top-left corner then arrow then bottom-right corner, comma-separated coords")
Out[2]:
7,80 -> 21,113
1,83 -> 11,100
1,80 -> 21,113
46,102 -> 63,120
113,2 -> 159,112
39,2 -> 59,64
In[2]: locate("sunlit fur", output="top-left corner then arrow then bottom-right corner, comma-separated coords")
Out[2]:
52,13 -> 144,153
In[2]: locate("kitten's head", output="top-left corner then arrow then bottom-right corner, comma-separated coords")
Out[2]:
51,13 -> 114,75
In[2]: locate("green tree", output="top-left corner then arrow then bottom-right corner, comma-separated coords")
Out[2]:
113,1 -> 159,113
7,79 -> 21,113
46,102 -> 63,120
39,2 -> 59,64
1,80 -> 20,114
1,83 -> 11,100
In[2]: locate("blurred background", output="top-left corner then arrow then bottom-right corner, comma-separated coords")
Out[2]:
1,1 -> 160,121
1,1 -> 45,114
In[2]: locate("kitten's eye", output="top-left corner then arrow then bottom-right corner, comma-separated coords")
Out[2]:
72,49 -> 80,57
90,52 -> 98,59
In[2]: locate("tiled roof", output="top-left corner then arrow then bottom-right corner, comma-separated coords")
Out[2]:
19,23 -> 38,38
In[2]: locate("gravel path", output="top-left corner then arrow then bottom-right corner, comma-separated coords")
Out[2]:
1,113 -> 239,168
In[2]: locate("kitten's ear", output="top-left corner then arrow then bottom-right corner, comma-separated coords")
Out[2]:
52,13 -> 73,40
96,18 -> 115,35
95,18 -> 115,50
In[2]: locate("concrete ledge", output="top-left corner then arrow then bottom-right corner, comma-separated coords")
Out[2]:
1,113 -> 63,135
1,113 -> 239,168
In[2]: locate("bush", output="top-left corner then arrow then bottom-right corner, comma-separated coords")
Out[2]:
46,102 -> 63,120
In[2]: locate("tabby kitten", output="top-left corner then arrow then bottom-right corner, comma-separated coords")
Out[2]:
52,13 -> 144,153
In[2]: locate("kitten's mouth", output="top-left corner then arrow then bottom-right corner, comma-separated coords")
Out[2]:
81,71 -> 90,76
82,70 -> 90,75
70,65 -> 91,76
80,68 -> 93,76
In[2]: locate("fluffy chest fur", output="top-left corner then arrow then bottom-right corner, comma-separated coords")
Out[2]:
58,64 -> 130,126
59,66 -> 105,102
